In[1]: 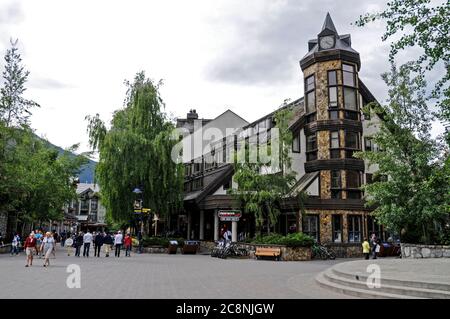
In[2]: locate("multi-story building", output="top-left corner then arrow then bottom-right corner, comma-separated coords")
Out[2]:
176,14 -> 384,256
65,183 -> 107,232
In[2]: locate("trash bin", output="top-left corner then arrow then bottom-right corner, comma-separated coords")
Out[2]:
182,240 -> 198,254
168,240 -> 178,254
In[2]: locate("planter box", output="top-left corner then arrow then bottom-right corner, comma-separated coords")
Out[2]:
324,243 -> 363,258
401,243 -> 450,259
0,244 -> 11,254
237,243 -> 311,261
135,246 -> 168,254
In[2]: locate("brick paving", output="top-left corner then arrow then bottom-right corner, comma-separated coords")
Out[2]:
0,246 -> 352,299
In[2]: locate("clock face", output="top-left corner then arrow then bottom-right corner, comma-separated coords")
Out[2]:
320,36 -> 335,49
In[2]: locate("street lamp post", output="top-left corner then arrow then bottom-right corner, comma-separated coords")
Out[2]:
133,187 -> 143,235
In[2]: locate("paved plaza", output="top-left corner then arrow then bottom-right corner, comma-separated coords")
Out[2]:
0,246 -> 352,299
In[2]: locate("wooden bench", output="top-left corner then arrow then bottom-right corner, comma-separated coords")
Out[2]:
255,247 -> 281,261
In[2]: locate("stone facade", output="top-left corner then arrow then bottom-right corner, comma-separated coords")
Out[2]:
324,243 -> 363,258
317,130 -> 329,160
135,246 -> 168,254
306,209 -> 370,245
401,243 -> 450,259
320,170 -> 331,199
303,60 -> 342,121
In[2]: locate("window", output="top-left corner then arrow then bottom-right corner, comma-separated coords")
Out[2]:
306,134 -> 317,161
184,182 -> 191,192
343,64 -> 356,87
348,215 -> 362,243
347,190 -> 362,199
193,178 -> 203,190
364,137 -> 373,151
329,110 -> 339,120
344,110 -> 359,120
305,75 -> 316,114
346,171 -> 361,188
328,70 -> 337,86
90,199 -> 98,211
345,131 -> 360,158
292,131 -> 300,153
344,87 -> 357,110
302,215 -> 319,242
332,215 -> 343,243
184,164 -> 191,177
331,170 -> 341,188
328,87 -> 338,108
330,131 -> 340,159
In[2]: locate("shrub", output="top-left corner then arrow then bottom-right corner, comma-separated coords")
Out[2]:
251,232 -> 314,247
142,237 -> 169,247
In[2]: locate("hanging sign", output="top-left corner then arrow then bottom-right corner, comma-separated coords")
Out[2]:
218,210 -> 241,221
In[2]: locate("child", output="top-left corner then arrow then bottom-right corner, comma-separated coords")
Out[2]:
362,238 -> 370,260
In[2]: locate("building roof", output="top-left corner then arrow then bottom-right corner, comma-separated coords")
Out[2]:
76,183 -> 100,195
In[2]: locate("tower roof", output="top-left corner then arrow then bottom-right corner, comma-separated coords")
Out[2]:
300,13 -> 360,71
321,12 -> 337,34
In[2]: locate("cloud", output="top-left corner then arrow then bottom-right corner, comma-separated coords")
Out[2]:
204,0 -> 385,86
0,1 -> 25,49
28,76 -> 74,90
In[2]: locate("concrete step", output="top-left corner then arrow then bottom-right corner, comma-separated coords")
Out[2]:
315,271 -> 418,299
320,268 -> 450,299
332,268 -> 450,292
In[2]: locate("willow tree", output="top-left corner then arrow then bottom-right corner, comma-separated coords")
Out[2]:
86,72 -> 183,233
232,105 -> 304,235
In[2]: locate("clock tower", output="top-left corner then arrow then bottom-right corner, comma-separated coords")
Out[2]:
299,13 -> 364,208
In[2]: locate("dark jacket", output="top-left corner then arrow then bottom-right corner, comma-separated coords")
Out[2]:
103,234 -> 113,245
75,235 -> 83,246
94,234 -> 104,246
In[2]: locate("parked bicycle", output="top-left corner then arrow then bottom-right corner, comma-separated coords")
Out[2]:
211,241 -> 249,259
311,243 -> 336,260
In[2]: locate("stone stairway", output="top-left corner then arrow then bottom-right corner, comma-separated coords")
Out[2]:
316,263 -> 450,299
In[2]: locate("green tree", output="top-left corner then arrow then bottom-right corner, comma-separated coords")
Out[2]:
0,40 -> 86,234
86,72 -> 183,233
0,39 -> 39,127
356,63 -> 449,244
232,104 -> 305,235
356,0 -> 450,123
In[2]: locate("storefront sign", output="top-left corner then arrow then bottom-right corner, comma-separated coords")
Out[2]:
218,210 -> 241,221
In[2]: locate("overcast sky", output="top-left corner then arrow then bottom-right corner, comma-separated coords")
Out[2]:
0,0 -> 445,154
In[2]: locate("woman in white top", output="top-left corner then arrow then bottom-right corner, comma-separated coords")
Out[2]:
41,232 -> 55,267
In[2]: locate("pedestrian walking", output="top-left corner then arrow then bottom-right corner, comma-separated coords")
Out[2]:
11,233 -> 20,256
370,233 -> 378,259
94,232 -> 104,257
24,233 -> 37,267
124,233 -> 132,257
65,237 -> 74,256
362,238 -> 370,260
35,230 -> 43,258
103,232 -> 113,257
75,232 -> 83,257
114,231 -> 123,257
41,232 -> 55,267
83,230 -> 93,257
60,231 -> 67,247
